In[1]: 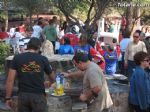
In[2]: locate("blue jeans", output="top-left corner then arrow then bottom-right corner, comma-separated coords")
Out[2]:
127,60 -> 136,80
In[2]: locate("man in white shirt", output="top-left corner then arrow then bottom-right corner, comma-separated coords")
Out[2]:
31,21 -> 43,38
120,30 -> 131,74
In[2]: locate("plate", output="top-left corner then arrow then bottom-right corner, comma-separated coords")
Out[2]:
51,93 -> 66,96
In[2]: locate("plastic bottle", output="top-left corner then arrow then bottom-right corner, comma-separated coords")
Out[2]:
60,74 -> 64,94
55,74 -> 64,95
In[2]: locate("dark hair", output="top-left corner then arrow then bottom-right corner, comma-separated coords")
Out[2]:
38,21 -> 42,25
52,16 -> 58,23
27,38 -> 41,50
38,17 -> 43,21
112,38 -> 117,43
73,50 -> 89,63
52,16 -> 57,20
135,30 -> 142,36
108,45 -> 114,51
49,19 -> 54,25
64,37 -> 70,45
34,20 -> 38,24
26,26 -> 33,32
123,30 -> 131,38
20,22 -> 23,26
146,36 -> 150,39
15,27 -> 19,32
134,51 -> 148,65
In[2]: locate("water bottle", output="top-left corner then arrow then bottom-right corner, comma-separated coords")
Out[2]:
55,74 -> 64,95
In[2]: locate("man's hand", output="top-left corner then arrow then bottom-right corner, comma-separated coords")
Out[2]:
61,72 -> 70,78
80,93 -> 88,101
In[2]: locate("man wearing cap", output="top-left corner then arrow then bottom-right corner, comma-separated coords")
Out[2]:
5,38 -> 55,112
63,50 -> 113,112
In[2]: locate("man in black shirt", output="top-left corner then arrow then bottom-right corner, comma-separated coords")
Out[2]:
5,38 -> 54,112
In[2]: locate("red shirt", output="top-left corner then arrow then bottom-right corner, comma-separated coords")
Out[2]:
0,32 -> 9,39
60,33 -> 80,47
19,26 -> 25,33
90,48 -> 105,71
116,45 -> 121,57
96,42 -> 105,56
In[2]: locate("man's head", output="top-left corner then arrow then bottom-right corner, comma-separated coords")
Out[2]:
27,38 -> 41,51
123,30 -> 131,38
64,37 -> 71,45
73,50 -> 89,71
26,27 -> 33,37
133,30 -> 141,43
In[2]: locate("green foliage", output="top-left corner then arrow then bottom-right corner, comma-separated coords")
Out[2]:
0,42 -> 10,65
12,0 -> 51,15
0,11 -> 7,19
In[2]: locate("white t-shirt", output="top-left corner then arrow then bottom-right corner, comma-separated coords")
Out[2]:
120,38 -> 131,52
145,32 -> 150,37
31,25 -> 43,38
9,27 -> 16,37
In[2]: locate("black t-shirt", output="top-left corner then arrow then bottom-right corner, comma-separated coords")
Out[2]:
11,52 -> 52,94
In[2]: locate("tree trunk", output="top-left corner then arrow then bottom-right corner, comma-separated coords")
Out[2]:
3,0 -> 8,31
135,7 -> 141,30
4,11 -> 8,31
29,11 -> 32,28
126,3 -> 133,35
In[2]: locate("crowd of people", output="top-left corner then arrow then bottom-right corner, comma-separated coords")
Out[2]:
2,16 -> 150,112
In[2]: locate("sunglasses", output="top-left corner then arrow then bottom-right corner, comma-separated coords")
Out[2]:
143,59 -> 150,62
133,36 -> 139,38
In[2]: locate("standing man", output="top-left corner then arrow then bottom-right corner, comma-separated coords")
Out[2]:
5,38 -> 54,112
124,30 -> 147,79
43,19 -> 58,53
120,30 -> 131,74
31,20 -> 43,39
63,50 -> 113,112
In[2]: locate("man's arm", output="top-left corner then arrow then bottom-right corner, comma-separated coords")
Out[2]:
62,70 -> 83,78
124,44 -> 130,68
49,71 -> 55,82
80,70 -> 102,101
6,69 -> 16,98
142,42 -> 147,53
80,86 -> 101,101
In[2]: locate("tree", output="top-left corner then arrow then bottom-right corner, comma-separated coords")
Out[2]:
115,0 -> 150,35
50,0 -> 112,32
0,0 -> 9,31
13,0 -> 51,26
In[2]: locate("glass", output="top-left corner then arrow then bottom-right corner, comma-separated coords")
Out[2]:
133,36 -> 139,38
44,81 -> 50,93
143,59 -> 150,62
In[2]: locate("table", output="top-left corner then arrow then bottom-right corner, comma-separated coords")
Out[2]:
4,55 -> 130,112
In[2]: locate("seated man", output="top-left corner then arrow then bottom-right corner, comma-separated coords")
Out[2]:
58,37 -> 74,55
